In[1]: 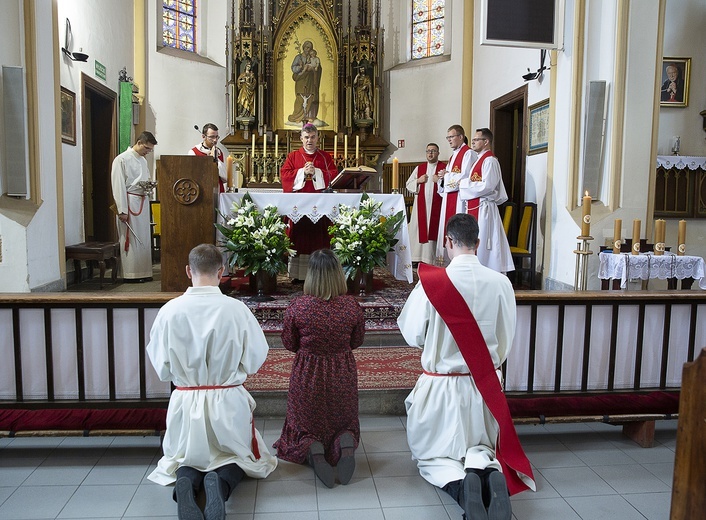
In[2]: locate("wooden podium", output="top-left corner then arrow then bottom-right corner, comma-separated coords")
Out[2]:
158,156 -> 219,292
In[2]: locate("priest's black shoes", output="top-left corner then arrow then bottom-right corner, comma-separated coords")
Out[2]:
462,471 -> 488,520
308,441 -> 335,488
485,470 -> 511,520
203,471 -> 226,520
175,477 -> 204,520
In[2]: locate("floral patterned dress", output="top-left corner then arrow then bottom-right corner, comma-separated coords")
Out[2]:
274,294 -> 365,465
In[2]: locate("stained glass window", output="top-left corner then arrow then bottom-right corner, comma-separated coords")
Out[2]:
163,0 -> 197,52
412,0 -> 445,60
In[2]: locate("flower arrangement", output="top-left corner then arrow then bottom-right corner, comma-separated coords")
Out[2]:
329,193 -> 405,279
215,193 -> 296,275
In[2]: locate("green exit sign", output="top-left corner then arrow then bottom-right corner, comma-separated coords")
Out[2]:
95,60 -> 106,81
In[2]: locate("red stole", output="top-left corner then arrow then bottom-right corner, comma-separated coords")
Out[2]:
443,145 -> 470,235
465,151 -> 493,220
191,146 -> 225,193
416,161 -> 445,243
418,263 -> 534,496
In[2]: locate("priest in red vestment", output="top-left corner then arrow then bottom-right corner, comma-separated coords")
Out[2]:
280,123 -> 338,279
188,123 -> 226,193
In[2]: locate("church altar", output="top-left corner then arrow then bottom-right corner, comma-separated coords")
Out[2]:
219,192 -> 413,283
598,251 -> 706,289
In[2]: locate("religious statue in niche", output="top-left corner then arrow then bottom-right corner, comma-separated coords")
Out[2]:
237,60 -> 257,119
353,66 -> 373,122
287,40 -> 325,126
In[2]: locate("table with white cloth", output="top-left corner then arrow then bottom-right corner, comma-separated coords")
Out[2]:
219,192 -> 413,283
598,251 -> 706,290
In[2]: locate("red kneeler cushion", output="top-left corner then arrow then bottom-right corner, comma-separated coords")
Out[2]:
0,408 -> 167,433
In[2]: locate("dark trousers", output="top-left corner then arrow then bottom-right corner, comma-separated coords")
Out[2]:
173,464 -> 245,502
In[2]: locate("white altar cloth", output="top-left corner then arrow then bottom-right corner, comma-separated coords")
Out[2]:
219,192 -> 413,282
598,251 -> 706,290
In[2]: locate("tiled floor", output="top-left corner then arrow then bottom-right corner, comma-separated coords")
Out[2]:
0,416 -> 675,519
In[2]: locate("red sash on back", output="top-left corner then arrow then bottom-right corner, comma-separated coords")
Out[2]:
417,162 -> 445,243
191,146 -> 225,193
465,151 -> 493,220
418,263 -> 534,496
442,145 -> 470,236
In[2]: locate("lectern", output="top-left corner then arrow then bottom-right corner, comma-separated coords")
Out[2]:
330,166 -> 379,192
158,156 -> 219,292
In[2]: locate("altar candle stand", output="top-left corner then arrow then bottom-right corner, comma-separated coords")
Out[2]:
574,192 -> 593,290
392,158 -> 399,194
654,219 -> 666,256
677,220 -> 686,255
632,219 -> 641,255
612,219 -> 622,254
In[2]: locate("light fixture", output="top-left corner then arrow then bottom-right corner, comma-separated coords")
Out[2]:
522,49 -> 547,82
61,18 -> 89,62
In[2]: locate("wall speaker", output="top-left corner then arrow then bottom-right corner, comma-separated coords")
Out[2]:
581,80 -> 607,200
2,66 -> 29,197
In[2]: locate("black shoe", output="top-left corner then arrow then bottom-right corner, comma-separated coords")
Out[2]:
203,471 -> 226,520
463,471 -> 488,520
486,471 -> 511,520
175,477 -> 204,520
337,432 -> 356,485
308,441 -> 335,488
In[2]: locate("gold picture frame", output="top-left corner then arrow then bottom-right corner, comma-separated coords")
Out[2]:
659,57 -> 690,107
528,98 -> 549,155
60,86 -> 76,145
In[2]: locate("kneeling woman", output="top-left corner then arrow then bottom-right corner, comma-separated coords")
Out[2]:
274,249 -> 365,487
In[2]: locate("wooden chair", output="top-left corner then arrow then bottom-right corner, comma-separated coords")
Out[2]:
150,201 -> 161,263
501,202 -> 515,237
510,202 -> 537,289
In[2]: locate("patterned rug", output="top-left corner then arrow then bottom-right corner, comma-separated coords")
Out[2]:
244,347 -> 422,391
226,267 -> 416,332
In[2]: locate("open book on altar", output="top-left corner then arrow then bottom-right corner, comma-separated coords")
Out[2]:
330,166 -> 379,191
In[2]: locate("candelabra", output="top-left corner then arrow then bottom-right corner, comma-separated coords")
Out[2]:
573,234 -> 594,290
248,153 -> 260,184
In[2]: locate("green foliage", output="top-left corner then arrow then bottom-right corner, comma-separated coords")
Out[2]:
328,193 -> 405,279
215,193 -> 296,276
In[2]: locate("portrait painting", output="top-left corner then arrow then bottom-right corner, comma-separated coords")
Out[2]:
528,98 -> 549,155
60,86 -> 76,145
274,14 -> 338,131
660,57 -> 690,107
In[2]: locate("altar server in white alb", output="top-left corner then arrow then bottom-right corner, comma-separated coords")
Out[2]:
459,128 -> 514,273
147,244 -> 277,520
435,125 -> 478,264
110,131 -> 157,282
405,143 -> 445,265
399,214 -> 534,520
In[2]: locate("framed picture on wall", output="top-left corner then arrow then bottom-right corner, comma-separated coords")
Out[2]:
528,98 -> 549,155
659,57 -> 690,107
60,87 -> 76,145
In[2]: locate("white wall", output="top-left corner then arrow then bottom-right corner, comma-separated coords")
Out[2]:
382,1 -> 465,164
57,0 -> 134,248
147,0 -> 228,160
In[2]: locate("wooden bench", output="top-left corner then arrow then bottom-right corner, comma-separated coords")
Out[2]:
65,242 -> 120,289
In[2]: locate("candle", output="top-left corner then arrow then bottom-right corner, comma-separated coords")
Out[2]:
333,135 -> 338,157
632,219 -> 641,255
677,219 -> 686,255
274,134 -> 278,156
251,133 -> 256,158
581,191 -> 591,237
226,155 -> 234,188
654,219 -> 666,255
263,132 -> 267,157
344,135 -> 348,158
612,219 -> 622,254
392,157 -> 399,191
355,135 -> 360,161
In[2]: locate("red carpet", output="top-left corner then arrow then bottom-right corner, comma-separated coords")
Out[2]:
244,347 -> 423,391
